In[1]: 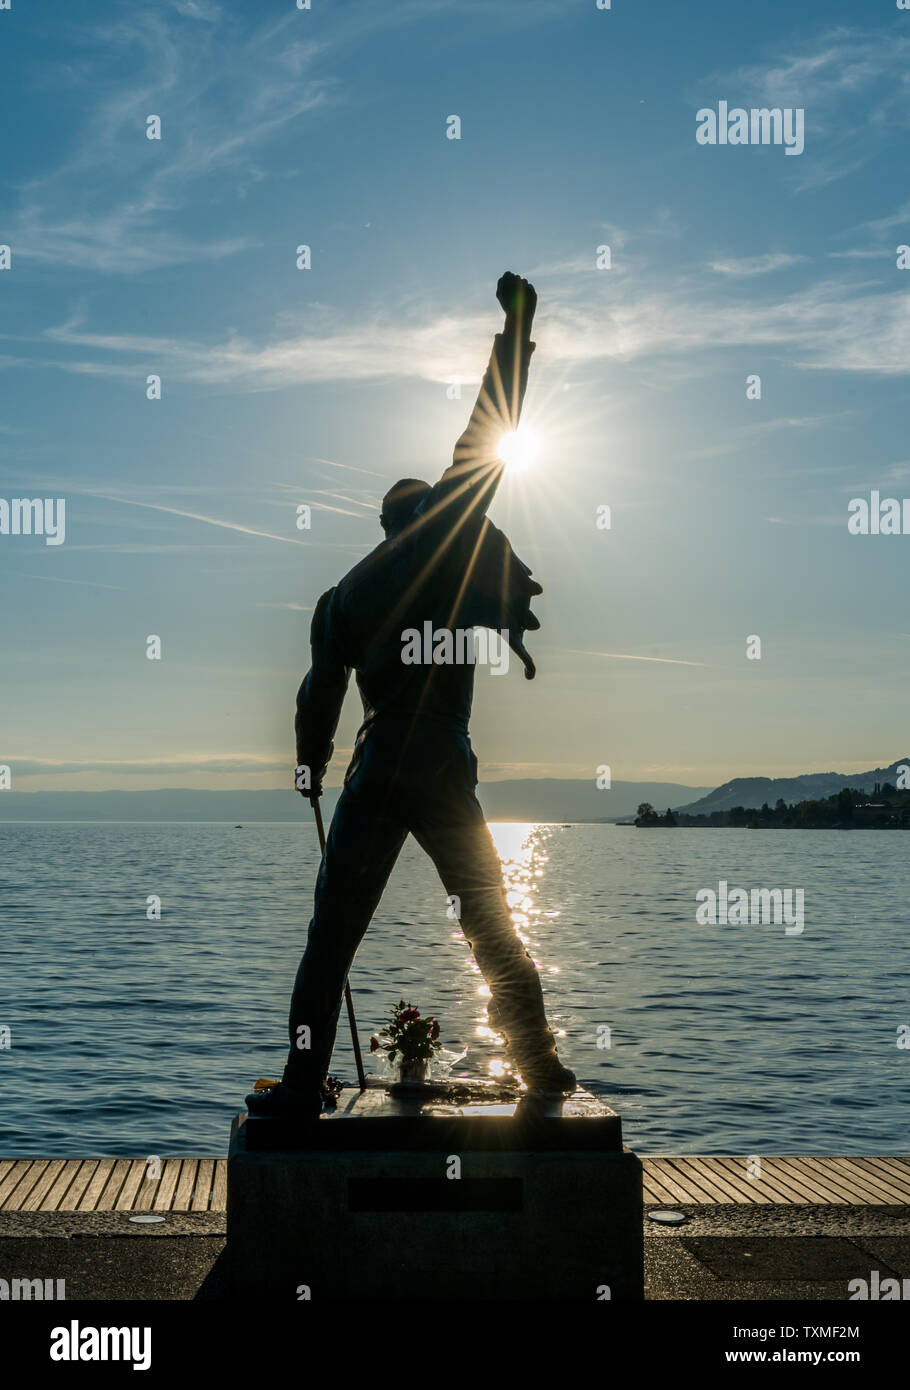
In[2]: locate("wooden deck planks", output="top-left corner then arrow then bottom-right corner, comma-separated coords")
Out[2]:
191,1159 -> 214,1212
77,1158 -> 118,1212
850,1157 -> 910,1203
659,1158 -> 724,1204
712,1156 -> 816,1205
642,1168 -> 684,1205
642,1156 -> 910,1207
783,1157 -> 880,1205
57,1159 -> 99,1211
211,1158 -> 227,1212
0,1160 -> 47,1211
673,1156 -> 771,1205
811,1158 -> 897,1205
40,1160 -> 85,1212
172,1158 -> 199,1210
152,1158 -> 183,1212
20,1159 -> 68,1212
133,1163 -> 167,1212
0,1160 -> 38,1209
757,1157 -> 849,1205
0,1155 -> 907,1211
642,1159 -> 714,1205
95,1158 -> 132,1211
114,1160 -> 150,1212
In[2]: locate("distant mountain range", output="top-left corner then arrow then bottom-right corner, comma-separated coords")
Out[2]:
2,760 -> 903,824
674,757 -> 910,817
0,779 -> 710,825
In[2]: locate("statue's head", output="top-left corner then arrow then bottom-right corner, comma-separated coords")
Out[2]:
380,478 -> 431,538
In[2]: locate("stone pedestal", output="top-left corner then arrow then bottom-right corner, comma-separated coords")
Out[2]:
226,1085 -> 643,1300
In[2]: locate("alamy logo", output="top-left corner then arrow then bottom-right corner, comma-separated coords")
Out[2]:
0,1276 -> 65,1300
50,1321 -> 151,1370
696,102 -> 805,156
0,497 -> 66,545
848,491 -> 910,535
848,1270 -> 910,1300
401,624 -> 510,675
696,880 -> 804,935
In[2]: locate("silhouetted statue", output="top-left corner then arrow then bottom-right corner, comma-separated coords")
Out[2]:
248,273 -> 576,1118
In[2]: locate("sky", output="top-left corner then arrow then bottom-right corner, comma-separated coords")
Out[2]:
1,0 -> 909,794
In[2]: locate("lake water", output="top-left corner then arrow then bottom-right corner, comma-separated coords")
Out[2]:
2,821 -> 907,1156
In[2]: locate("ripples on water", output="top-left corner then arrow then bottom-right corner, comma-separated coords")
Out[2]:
1,821 -> 907,1155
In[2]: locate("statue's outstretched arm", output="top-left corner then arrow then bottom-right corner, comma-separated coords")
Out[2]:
416,273 -> 537,541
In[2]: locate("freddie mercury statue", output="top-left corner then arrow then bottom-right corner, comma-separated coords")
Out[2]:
249,273 -> 576,1118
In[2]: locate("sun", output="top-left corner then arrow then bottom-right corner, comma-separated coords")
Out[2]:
497,427 -> 540,473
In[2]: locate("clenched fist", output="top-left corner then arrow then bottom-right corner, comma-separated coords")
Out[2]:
496,271 -> 537,327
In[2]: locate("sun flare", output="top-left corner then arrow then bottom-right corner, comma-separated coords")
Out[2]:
497,427 -> 540,473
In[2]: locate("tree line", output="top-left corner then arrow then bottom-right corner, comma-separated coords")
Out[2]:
634,785 -> 910,828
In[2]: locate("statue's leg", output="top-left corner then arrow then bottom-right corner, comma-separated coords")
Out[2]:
409,752 -> 575,1091
282,784 -> 407,1097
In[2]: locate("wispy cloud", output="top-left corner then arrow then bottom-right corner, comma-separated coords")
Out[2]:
559,648 -> 710,668
765,514 -> 845,528
60,542 -> 246,553
255,602 -> 314,612
31,309 -> 495,386
742,411 -> 855,435
828,201 -> 910,263
710,253 -> 806,277
10,10 -> 332,272
5,570 -> 125,591
78,490 -> 309,546
9,1 -> 560,276
693,27 -> 910,192
14,258 -> 907,390
310,457 -> 387,479
170,0 -> 222,20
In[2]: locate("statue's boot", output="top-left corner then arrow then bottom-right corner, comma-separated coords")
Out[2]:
486,999 -> 577,1095
516,1056 -> 577,1096
244,1081 -> 322,1120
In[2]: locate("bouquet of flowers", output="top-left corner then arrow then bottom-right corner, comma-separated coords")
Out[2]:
370,999 -> 442,1081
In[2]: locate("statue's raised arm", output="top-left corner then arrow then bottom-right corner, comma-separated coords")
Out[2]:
414,272 -> 537,544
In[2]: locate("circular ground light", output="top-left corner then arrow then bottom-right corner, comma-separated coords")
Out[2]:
647,1209 -> 687,1225
128,1214 -> 166,1224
